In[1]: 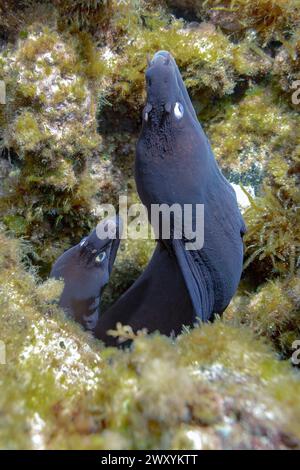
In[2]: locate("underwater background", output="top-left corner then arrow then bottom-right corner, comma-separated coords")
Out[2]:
0,0 -> 299,449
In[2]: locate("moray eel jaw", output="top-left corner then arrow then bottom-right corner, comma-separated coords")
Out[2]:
50,216 -> 122,331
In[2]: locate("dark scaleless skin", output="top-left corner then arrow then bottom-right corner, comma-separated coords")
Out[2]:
95,51 -> 246,346
135,51 -> 246,319
94,242 -> 195,346
50,217 -> 122,331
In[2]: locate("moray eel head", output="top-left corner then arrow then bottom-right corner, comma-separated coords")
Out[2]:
143,51 -> 185,125
50,216 -> 122,331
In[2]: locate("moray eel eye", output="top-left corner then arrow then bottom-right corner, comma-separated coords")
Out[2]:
174,102 -> 184,120
95,252 -> 106,264
80,237 -> 88,247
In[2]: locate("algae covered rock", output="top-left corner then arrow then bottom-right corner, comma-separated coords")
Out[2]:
226,275 -> 300,359
0,21 -> 122,275
165,0 -> 300,43
0,231 -> 300,449
207,86 -> 299,189
0,0 -> 300,450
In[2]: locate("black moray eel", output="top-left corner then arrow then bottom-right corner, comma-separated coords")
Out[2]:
135,51 -> 246,321
94,51 -> 246,346
50,216 -> 122,331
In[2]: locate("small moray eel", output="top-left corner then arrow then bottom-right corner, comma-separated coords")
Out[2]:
50,216 -> 122,331
135,51 -> 246,321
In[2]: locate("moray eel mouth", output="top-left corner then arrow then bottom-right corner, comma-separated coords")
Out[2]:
143,51 -> 182,122
74,215 -> 122,280
142,51 -> 190,155
143,51 -> 189,122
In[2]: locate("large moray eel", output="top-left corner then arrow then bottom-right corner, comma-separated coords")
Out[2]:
135,51 -> 246,321
50,52 -> 245,345
94,51 -> 246,345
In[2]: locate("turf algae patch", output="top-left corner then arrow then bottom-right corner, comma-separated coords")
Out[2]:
0,24 -> 122,276
226,276 -> 300,359
0,233 -> 300,449
0,0 -> 300,450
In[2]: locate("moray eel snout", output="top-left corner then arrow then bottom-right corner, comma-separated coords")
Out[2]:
143,51 -> 180,118
50,216 -> 122,331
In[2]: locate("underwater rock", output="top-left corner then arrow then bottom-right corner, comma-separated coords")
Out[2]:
243,178 -> 299,281
1,232 -> 300,449
0,24 -> 123,274
226,275 -> 300,359
273,40 -> 300,106
207,86 -> 299,188
53,0 -> 112,33
165,0 -> 300,43
209,10 -> 243,33
0,0 -> 300,450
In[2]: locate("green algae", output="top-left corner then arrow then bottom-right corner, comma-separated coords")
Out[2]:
102,8 -> 275,120
0,0 -> 300,450
226,276 -> 300,359
241,137 -> 299,281
55,0 -> 113,32
166,0 -> 300,43
207,86 -> 299,175
13,111 -> 50,154
0,24 -> 120,275
243,183 -> 299,278
0,232 -> 300,449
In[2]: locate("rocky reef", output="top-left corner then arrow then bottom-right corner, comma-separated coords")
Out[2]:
0,0 -> 299,449
0,231 -> 299,449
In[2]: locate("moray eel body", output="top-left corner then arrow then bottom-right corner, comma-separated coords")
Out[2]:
135,51 -> 246,321
50,216 -> 122,331
94,242 -> 195,346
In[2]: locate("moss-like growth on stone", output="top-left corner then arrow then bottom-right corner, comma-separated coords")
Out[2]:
54,0 -> 113,32
1,0 -> 300,450
226,275 -> 300,358
243,183 -> 299,279
0,24 -> 122,275
0,231 -> 300,449
166,0 -> 300,43
207,86 -> 299,181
